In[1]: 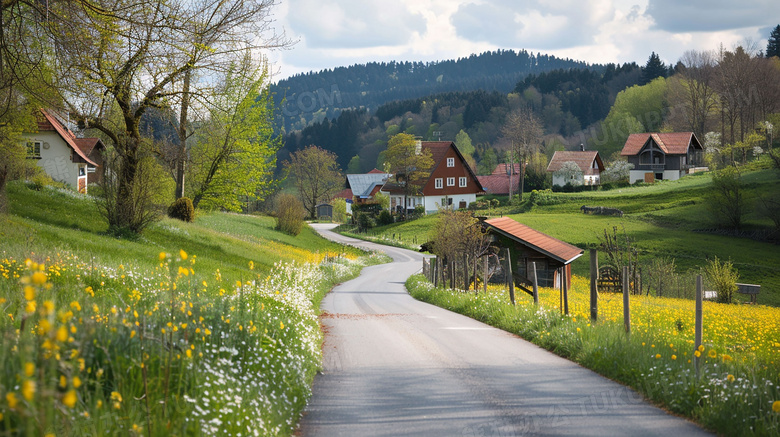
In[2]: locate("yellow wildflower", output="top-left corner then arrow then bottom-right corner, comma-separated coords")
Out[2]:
159,252 -> 166,261
25,301 -> 36,314
280,321 -> 285,330
24,286 -> 35,301
671,355 -> 677,360
727,374 -> 735,382
73,376 -> 82,388
773,400 -> 780,413
31,271 -> 47,285
6,392 -> 18,409
708,349 -> 717,359
60,375 -> 67,388
63,390 -> 77,408
24,362 -> 35,377
21,380 -> 35,401
654,354 -> 661,359
179,250 -> 188,260
56,326 -> 68,342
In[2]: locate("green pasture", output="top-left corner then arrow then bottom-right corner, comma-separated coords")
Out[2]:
358,169 -> 780,306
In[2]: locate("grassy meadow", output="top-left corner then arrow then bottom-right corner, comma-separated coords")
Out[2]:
0,181 -> 384,436
357,169 -> 780,306
407,276 -> 780,436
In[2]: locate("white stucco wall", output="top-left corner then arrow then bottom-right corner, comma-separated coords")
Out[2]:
23,131 -> 88,190
629,170 -> 684,184
423,193 -> 476,214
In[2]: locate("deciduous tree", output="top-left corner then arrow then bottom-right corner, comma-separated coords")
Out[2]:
187,60 -> 279,211
385,133 -> 434,216
501,108 -> 543,201
285,146 -> 343,219
5,0 -> 288,233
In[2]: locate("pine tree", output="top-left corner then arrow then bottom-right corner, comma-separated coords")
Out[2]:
767,25 -> 780,58
640,52 -> 667,85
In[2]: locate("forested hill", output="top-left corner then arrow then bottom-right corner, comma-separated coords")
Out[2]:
272,50 -> 601,132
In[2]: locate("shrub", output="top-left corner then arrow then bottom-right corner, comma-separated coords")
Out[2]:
26,173 -> 54,191
376,210 -> 394,226
528,189 -> 559,206
275,194 -> 305,236
703,257 -> 739,304
355,211 -> 375,232
167,197 -> 195,222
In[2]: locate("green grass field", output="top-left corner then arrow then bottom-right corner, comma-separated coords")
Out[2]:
358,169 -> 780,306
0,181 -> 378,435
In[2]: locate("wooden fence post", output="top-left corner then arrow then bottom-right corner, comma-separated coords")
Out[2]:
473,255 -> 478,294
531,261 -> 539,305
482,255 -> 488,295
463,254 -> 469,291
695,274 -> 703,378
506,248 -> 515,306
589,249 -> 598,322
623,265 -> 631,335
434,257 -> 440,287
563,267 -> 569,315
559,267 -> 563,314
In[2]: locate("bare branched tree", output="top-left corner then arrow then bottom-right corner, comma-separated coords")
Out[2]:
501,108 -> 543,202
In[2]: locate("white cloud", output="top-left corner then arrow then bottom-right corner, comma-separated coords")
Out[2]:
267,0 -> 780,81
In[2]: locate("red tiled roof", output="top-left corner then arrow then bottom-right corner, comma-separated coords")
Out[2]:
547,151 -> 603,174
484,217 -> 583,264
422,141 -> 452,167
333,188 -> 353,200
367,168 -> 385,174
621,132 -> 700,156
38,109 -> 99,167
477,175 -> 516,195
491,163 -> 521,175
74,138 -> 102,157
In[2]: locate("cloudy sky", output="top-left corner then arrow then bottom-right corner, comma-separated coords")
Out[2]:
265,0 -> 779,82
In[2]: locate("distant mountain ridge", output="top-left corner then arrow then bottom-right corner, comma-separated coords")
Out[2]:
272,49 -> 602,132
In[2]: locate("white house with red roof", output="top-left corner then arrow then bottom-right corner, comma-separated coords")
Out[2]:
22,109 -> 104,193
620,132 -> 705,184
547,151 -> 604,187
381,141 -> 484,214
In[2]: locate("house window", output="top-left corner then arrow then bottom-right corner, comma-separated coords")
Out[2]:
435,178 -> 443,189
79,167 -> 86,176
26,141 -> 42,159
446,177 -> 455,186
459,177 -> 467,187
447,157 -> 455,167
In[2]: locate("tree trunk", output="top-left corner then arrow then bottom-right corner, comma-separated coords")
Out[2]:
519,159 -> 526,202
175,69 -> 191,199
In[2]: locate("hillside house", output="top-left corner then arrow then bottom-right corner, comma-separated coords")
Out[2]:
381,141 -> 484,214
22,109 -> 104,193
620,132 -> 705,184
547,151 -> 604,187
477,163 -> 520,195
345,169 -> 391,204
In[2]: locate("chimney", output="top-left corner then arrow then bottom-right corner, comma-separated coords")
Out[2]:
580,143 -> 585,151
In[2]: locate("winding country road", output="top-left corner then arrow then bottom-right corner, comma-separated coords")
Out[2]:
299,223 -> 710,437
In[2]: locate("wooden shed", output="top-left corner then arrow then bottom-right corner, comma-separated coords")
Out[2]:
483,217 -> 583,289
316,203 -> 333,219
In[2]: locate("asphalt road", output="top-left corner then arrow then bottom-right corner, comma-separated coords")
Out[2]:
299,223 -> 710,437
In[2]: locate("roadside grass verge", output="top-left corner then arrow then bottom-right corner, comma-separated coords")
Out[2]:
406,275 -> 780,436
0,181 -> 385,435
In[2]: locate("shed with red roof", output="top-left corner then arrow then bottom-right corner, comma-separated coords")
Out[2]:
483,216 -> 583,289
